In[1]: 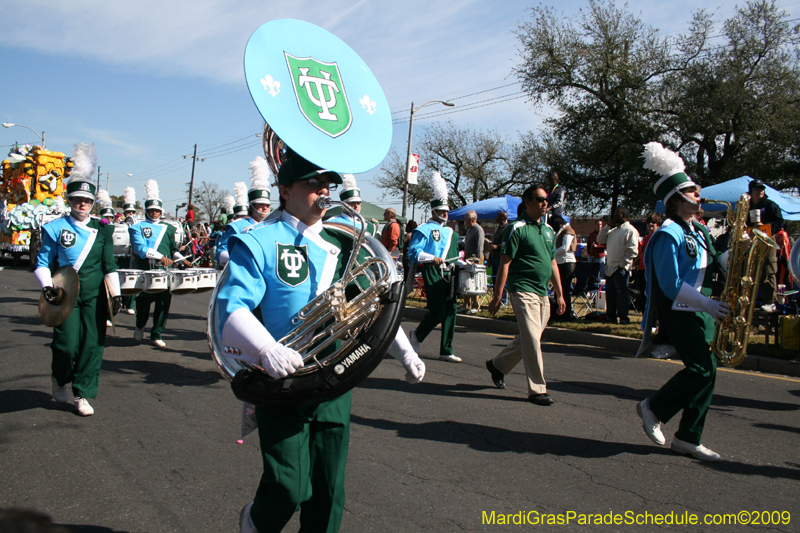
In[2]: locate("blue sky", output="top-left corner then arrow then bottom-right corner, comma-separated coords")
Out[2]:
2,0 -> 797,222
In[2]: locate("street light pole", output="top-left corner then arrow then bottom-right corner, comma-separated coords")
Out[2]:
106,172 -> 133,191
2,123 -> 45,149
401,100 -> 454,219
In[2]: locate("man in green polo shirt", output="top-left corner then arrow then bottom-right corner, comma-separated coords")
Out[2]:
486,184 -> 566,405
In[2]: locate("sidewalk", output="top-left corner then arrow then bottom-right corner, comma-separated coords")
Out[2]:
403,306 -> 800,378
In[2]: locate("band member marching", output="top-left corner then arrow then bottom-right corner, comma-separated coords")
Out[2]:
327,174 -> 378,237
33,143 -> 122,416
636,142 -> 730,461
129,179 -> 185,348
217,19 -> 424,533
215,157 -> 272,266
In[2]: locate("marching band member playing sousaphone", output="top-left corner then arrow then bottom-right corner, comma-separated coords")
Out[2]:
33,143 -> 121,417
636,142 -> 731,461
129,179 -> 186,349
407,171 -> 463,363
217,19 -> 424,533
215,158 -> 272,266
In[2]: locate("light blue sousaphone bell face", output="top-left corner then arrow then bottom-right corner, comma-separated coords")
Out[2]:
244,19 -> 392,174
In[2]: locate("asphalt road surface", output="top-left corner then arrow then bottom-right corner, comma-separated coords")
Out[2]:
1,262 -> 798,532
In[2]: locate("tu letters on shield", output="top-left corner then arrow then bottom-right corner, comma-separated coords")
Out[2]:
276,243 -> 310,287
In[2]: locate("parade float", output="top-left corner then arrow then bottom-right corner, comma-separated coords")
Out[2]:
0,143 -> 69,266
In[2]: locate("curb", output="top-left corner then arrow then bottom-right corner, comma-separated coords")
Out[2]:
403,306 -> 800,378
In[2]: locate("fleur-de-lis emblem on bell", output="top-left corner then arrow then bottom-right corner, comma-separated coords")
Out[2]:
359,95 -> 377,115
261,75 -> 281,97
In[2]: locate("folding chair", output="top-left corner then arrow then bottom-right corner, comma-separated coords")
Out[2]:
571,262 -> 602,318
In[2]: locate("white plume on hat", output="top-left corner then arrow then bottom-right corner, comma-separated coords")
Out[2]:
430,171 -> 448,204
124,186 -> 136,206
54,196 -> 65,213
342,174 -> 357,191
224,195 -> 235,214
144,179 -> 160,201
249,156 -> 273,190
68,143 -> 97,182
234,182 -> 248,206
96,189 -> 112,209
642,142 -> 685,177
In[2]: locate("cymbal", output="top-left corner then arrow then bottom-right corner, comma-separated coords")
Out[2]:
38,266 -> 80,327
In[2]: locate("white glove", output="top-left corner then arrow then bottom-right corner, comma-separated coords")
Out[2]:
403,354 -> 426,384
702,299 -> 730,324
260,343 -> 304,379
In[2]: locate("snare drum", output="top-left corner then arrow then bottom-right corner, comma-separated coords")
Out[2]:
457,264 -> 488,296
169,269 -> 198,294
112,223 -> 131,256
194,268 -> 217,293
144,270 -> 169,293
118,269 -> 145,295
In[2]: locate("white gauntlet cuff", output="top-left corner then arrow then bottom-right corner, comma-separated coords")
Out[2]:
104,272 -> 121,297
221,307 -> 276,365
33,267 -> 53,290
672,282 -> 707,313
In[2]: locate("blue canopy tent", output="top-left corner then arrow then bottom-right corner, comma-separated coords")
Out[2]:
655,176 -> 800,220
449,194 -> 522,221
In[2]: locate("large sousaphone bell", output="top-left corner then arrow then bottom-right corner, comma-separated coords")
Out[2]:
207,19 -> 400,407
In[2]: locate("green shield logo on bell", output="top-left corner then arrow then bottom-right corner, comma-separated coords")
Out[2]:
277,243 -> 309,287
285,54 -> 352,138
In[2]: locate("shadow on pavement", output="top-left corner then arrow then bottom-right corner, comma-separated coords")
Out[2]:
359,376 -> 511,402
0,389 -> 68,414
351,414 -> 800,481
101,359 -> 222,387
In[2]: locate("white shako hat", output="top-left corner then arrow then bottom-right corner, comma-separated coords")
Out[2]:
248,156 -> 272,205
97,189 -> 114,217
339,174 -> 361,204
233,182 -> 248,216
144,180 -> 163,210
429,171 -> 449,211
643,142 -> 697,204
65,143 -> 97,200
223,195 -> 235,216
123,186 -> 137,213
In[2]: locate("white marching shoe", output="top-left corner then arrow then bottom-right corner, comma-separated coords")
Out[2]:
74,397 -> 94,416
151,339 -> 166,348
439,354 -> 462,363
636,398 -> 665,445
671,437 -> 720,462
51,377 -> 70,404
133,327 -> 144,342
239,502 -> 258,533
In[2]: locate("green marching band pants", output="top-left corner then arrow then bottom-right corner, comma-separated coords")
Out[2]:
51,292 -> 109,399
250,392 -> 351,533
415,264 -> 457,356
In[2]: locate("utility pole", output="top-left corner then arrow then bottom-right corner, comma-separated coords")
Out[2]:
96,165 -> 101,192
183,144 -> 205,213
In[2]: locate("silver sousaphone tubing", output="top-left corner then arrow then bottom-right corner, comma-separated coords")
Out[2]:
207,198 -> 406,407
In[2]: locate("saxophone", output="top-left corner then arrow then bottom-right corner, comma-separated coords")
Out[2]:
703,194 -> 779,367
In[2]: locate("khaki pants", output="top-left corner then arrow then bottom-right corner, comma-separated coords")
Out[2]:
491,291 -> 550,395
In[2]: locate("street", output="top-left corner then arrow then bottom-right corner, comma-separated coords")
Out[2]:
1,262 -> 798,533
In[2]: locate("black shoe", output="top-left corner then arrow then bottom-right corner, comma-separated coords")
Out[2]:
619,317 -> 631,325
528,393 -> 554,406
486,360 -> 505,389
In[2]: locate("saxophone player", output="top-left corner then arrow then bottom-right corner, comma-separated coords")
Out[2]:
636,143 -> 731,462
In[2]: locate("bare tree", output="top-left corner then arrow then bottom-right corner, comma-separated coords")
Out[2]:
419,121 -> 518,208
189,181 -> 227,223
